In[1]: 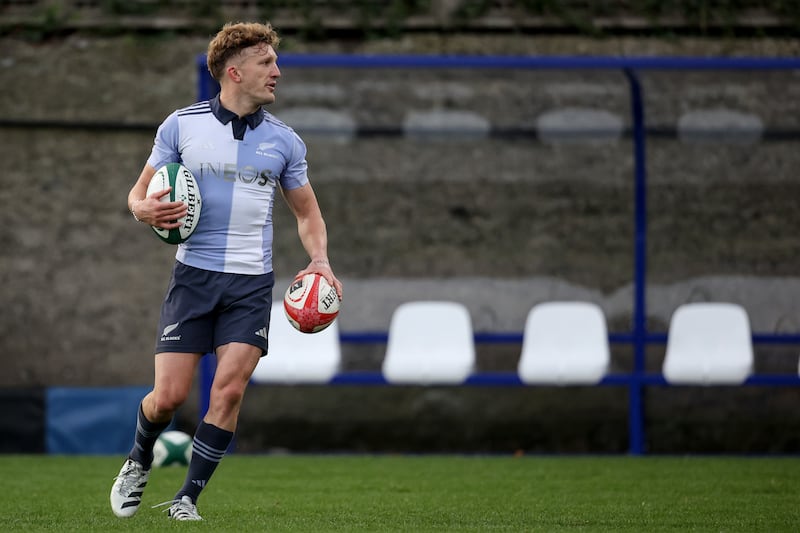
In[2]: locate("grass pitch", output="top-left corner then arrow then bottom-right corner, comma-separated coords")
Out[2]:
0,454 -> 798,531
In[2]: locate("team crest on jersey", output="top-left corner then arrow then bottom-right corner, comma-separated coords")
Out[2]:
256,142 -> 279,159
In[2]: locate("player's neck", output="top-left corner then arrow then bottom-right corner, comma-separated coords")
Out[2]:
219,91 -> 260,118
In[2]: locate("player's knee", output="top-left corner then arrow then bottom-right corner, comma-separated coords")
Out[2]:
151,387 -> 190,415
210,381 -> 247,411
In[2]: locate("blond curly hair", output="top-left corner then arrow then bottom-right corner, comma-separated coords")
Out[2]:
207,22 -> 281,81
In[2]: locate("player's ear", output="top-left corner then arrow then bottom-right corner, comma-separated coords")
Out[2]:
225,65 -> 241,82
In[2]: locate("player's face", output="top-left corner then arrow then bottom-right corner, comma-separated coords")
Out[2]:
236,43 -> 281,106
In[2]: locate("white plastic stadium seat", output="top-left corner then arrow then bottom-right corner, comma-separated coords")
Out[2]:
251,302 -> 341,384
663,302 -> 754,385
517,301 -> 610,385
382,301 -> 475,385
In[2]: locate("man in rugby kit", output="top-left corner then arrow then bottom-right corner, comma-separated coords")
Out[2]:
110,21 -> 342,521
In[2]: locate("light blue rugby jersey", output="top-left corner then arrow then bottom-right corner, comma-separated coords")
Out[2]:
147,94 -> 309,275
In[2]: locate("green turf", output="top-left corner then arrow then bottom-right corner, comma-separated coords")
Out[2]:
0,455 -> 797,531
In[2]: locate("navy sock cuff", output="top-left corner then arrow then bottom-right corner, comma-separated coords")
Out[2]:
195,421 -> 234,453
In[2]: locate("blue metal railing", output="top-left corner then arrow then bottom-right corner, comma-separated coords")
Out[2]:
196,54 -> 800,455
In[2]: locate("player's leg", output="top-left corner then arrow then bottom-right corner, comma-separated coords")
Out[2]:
164,342 -> 262,521
136,260 -> 217,462
110,352 -> 201,518
111,262 -> 217,518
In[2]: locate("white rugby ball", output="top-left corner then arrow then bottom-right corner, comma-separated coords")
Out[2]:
284,273 -> 340,333
146,162 -> 202,245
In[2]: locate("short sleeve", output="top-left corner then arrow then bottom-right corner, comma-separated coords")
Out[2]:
279,131 -> 309,190
146,111 -> 182,170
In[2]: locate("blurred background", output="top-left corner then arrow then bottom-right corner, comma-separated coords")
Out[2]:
1,0 -> 799,455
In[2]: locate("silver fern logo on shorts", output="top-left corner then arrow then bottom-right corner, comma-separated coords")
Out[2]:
161,322 -> 181,341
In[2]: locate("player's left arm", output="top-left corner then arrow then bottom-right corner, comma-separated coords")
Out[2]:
282,183 -> 343,299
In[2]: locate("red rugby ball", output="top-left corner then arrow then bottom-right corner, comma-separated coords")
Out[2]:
283,273 -> 340,333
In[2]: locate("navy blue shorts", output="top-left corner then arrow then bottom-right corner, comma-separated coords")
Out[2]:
155,261 -> 275,356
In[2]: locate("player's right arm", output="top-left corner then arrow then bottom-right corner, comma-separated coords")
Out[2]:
128,163 -> 187,229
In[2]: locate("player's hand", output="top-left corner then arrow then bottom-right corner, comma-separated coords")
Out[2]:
132,187 -> 187,229
297,259 -> 343,301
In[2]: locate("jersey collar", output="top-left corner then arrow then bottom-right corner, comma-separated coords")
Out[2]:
210,94 -> 264,140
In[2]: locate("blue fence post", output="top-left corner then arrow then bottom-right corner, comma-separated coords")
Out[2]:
198,354 -> 215,420
624,68 -> 648,455
196,54 -> 219,101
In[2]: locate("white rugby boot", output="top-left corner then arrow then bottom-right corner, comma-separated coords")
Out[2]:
155,495 -> 203,521
110,458 -> 150,518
